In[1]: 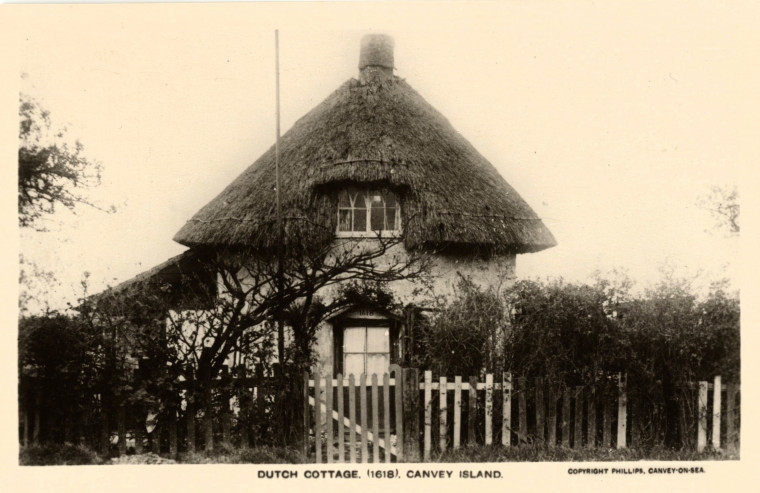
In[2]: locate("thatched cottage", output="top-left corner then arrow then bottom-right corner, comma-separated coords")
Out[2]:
168,34 -> 555,377
114,35 -> 554,378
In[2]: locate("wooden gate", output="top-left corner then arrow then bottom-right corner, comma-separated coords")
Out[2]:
305,364 -> 403,463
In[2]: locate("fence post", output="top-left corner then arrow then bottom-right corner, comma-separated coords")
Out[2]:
423,370 -> 432,461
534,377 -> 544,443
391,365 -> 404,461
454,376 -> 462,449
348,374 -> 357,463
502,373 -> 512,447
726,383 -> 737,452
562,387 -> 571,447
117,404 -> 127,456
602,397 -> 612,448
204,382 -> 213,453
371,374 -> 380,463
402,368 -> 421,462
485,374 -> 493,446
152,420 -> 162,455
712,376 -> 721,450
546,384 -> 556,447
315,375 -> 323,463
168,408 -> 178,459
586,387 -> 596,448
468,376 -> 478,444
439,376 -> 447,453
221,401 -> 232,447
237,367 -> 250,449
629,392 -> 640,449
98,395 -> 107,454
22,408 -> 29,448
383,373 -> 391,463
697,381 -> 708,452
32,393 -> 43,445
338,373 -> 346,463
574,387 -> 584,448
518,377 -> 527,444
360,374 -> 368,463
617,373 -> 627,449
303,372 -> 310,458
326,374 -> 334,463
185,398 -> 194,454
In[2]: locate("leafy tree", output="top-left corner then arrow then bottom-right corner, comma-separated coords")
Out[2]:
18,254 -> 59,316
18,92 -> 107,230
697,184 -> 739,235
18,313 -> 100,444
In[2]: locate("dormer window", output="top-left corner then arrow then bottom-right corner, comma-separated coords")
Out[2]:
337,188 -> 400,236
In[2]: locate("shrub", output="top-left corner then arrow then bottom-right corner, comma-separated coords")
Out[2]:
418,278 -> 506,376
20,443 -> 103,466
504,278 -> 626,385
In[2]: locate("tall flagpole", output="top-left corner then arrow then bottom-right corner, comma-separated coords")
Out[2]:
275,30 -> 285,374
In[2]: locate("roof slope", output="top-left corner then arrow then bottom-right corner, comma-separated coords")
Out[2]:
174,73 -> 556,254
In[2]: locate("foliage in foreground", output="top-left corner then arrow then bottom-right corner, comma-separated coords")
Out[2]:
180,446 -> 304,464
419,273 -> 739,450
434,444 -> 738,463
20,443 -> 104,466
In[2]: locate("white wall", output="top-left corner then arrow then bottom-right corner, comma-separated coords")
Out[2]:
310,242 -> 517,376
209,239 -> 517,376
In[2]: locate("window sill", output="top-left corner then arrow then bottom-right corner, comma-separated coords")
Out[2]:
335,230 -> 402,239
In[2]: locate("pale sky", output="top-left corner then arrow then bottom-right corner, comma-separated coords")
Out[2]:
7,1 -> 757,313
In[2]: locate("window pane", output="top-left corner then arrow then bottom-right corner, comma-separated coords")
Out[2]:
344,327 -> 366,352
345,354 -> 365,376
370,205 -> 385,231
338,209 -> 351,231
338,191 -> 351,207
386,207 -> 397,230
353,206 -> 367,231
383,191 -> 397,208
366,354 -> 390,377
366,327 -> 390,352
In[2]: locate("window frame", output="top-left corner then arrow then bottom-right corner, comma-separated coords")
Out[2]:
342,325 -> 391,377
336,187 -> 402,238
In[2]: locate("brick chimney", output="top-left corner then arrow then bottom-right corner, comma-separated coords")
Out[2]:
359,34 -> 394,82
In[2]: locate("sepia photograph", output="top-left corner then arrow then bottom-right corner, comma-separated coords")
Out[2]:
7,1 -> 755,480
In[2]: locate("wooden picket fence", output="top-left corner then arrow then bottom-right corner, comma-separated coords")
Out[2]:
305,368 -> 740,463
696,376 -> 741,453
418,371 -> 632,460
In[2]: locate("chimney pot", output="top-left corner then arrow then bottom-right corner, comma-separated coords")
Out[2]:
359,34 -> 394,80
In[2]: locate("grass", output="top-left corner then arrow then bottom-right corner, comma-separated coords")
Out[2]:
178,443 -> 305,464
433,444 -> 739,462
20,442 -> 737,465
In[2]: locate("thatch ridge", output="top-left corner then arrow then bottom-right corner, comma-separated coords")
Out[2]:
174,75 -> 556,254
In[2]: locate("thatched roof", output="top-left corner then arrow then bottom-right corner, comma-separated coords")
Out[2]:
90,250 -> 216,311
174,36 -> 556,254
